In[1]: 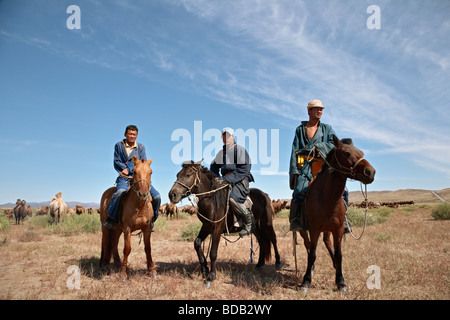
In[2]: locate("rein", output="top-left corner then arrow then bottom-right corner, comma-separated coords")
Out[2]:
345,183 -> 369,241
310,146 -> 365,179
174,165 -> 233,233
120,173 -> 152,202
309,147 -> 369,240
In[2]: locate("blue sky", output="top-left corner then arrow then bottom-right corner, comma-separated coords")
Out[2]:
0,0 -> 449,205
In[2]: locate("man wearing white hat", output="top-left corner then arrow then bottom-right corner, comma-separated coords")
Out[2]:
289,99 -> 336,231
210,127 -> 255,237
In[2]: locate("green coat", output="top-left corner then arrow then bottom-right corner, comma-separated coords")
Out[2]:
289,121 -> 336,196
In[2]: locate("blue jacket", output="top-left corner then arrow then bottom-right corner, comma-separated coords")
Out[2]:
210,142 -> 254,203
113,140 -> 147,175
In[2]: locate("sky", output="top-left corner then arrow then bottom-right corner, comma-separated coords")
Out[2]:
0,0 -> 449,205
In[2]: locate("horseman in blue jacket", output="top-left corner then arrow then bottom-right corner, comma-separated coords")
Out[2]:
103,125 -> 161,230
210,127 -> 255,237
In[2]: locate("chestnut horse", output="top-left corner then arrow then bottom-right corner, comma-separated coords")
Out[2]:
297,135 -> 375,292
99,156 -> 156,280
169,160 -> 281,287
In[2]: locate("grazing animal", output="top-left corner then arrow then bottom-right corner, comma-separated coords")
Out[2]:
169,160 -> 281,287
297,135 -> 375,292
3,209 -> 13,221
166,202 -> 179,219
14,200 -> 27,224
76,205 -> 85,215
25,205 -> 33,217
49,192 -> 68,224
36,205 -> 49,216
183,205 -> 197,215
13,199 -> 24,225
158,203 -> 168,217
99,156 -> 156,280
272,199 -> 288,214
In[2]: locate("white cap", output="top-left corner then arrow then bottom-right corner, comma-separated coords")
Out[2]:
222,127 -> 234,136
307,99 -> 325,109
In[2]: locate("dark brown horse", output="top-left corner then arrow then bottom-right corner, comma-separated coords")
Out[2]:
99,156 -> 156,280
297,135 -> 375,292
169,160 -> 281,287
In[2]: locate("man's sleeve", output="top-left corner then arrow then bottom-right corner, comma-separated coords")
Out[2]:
113,143 -> 127,173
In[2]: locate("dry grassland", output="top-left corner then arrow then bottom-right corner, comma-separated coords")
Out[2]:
0,205 -> 449,300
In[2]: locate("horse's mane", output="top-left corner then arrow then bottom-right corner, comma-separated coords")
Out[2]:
181,162 -> 217,184
181,162 -> 228,210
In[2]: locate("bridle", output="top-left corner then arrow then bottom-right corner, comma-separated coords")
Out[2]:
126,174 -> 152,202
173,165 -> 232,231
310,146 -> 365,179
173,165 -> 201,198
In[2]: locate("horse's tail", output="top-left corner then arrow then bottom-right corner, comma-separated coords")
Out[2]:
100,226 -> 114,266
251,188 -> 275,264
99,187 -> 117,267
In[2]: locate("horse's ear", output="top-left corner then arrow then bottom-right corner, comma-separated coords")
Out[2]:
132,155 -> 138,165
341,138 -> 353,146
147,158 -> 152,166
333,135 -> 341,147
195,158 -> 204,165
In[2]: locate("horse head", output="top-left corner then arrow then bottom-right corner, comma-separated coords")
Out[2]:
130,155 -> 153,201
330,135 -> 375,184
169,159 -> 204,203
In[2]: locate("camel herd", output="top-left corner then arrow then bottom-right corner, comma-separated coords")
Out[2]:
1,192 -> 101,225
3,193 -> 294,225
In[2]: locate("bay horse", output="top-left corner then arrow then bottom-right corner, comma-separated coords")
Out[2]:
169,160 -> 281,287
99,156 -> 156,280
297,135 -> 375,292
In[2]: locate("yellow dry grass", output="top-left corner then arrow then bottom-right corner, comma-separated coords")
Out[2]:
0,205 -> 449,300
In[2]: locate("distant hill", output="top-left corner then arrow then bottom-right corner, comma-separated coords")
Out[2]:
349,188 -> 449,204
0,201 -> 100,209
1,188 -> 448,209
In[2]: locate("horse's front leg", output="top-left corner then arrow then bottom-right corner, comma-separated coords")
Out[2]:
194,225 -> 210,278
143,226 -> 157,278
300,229 -> 320,293
205,223 -> 223,287
332,229 -> 347,292
121,230 -> 131,281
323,232 -> 335,268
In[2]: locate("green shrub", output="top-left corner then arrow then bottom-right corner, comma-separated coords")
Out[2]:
431,203 -> 450,220
277,209 -> 290,219
180,222 -> 202,241
347,207 -> 377,227
28,214 -> 102,236
0,215 -> 11,232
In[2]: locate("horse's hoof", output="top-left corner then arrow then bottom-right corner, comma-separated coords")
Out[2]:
121,276 -> 128,282
299,282 -> 310,294
204,280 -> 212,288
338,285 -> 347,293
149,272 -> 157,279
275,263 -> 282,271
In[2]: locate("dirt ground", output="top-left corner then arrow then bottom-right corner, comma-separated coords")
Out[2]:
0,205 -> 449,300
